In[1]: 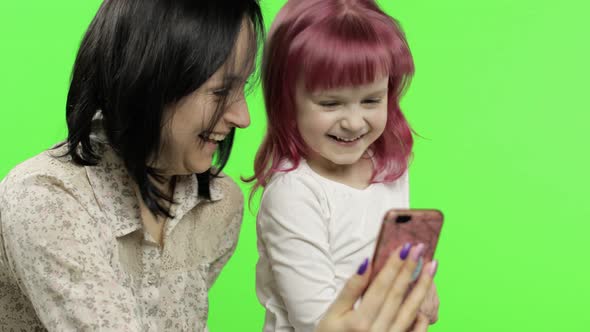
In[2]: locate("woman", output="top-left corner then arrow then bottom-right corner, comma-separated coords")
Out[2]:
0,0 -> 436,331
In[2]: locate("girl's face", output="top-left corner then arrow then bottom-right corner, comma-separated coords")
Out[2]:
154,22 -> 252,176
295,76 -> 389,173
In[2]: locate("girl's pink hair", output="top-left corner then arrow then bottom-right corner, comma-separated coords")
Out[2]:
246,0 -> 415,198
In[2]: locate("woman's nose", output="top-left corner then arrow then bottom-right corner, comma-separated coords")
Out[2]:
224,99 -> 251,129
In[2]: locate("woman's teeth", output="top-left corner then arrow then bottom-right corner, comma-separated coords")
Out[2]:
200,133 -> 226,143
207,133 -> 226,142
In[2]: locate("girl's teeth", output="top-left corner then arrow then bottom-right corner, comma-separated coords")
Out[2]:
335,135 -> 360,142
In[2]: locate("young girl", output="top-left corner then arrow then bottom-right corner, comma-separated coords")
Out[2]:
250,0 -> 436,331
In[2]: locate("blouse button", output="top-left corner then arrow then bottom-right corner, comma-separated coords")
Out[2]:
147,275 -> 158,285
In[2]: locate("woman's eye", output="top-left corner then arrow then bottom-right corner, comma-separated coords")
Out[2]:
212,85 -> 235,98
213,87 -> 231,97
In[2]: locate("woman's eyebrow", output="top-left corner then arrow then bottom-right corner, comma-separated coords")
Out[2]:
224,74 -> 243,82
222,75 -> 250,87
206,75 -> 243,90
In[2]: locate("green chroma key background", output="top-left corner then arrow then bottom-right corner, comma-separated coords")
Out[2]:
1,0 -> 588,331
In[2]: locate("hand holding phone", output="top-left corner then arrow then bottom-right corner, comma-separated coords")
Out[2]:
370,209 -> 444,281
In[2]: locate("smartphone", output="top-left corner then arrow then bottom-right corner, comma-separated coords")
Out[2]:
370,209 -> 444,281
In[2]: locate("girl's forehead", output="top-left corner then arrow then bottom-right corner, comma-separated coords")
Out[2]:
301,75 -> 389,96
299,58 -> 391,91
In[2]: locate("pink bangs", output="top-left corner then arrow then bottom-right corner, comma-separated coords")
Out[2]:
293,11 -> 396,92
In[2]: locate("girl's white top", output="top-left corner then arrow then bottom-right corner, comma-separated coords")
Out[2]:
256,159 -> 409,332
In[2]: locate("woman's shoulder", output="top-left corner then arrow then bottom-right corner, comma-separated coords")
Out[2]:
0,146 -> 102,246
1,145 -> 87,195
205,172 -> 245,225
211,172 -> 243,205
0,147 -> 95,230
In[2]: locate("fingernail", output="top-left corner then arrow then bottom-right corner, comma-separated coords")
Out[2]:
429,260 -> 438,277
411,243 -> 425,262
399,243 -> 412,260
411,257 -> 423,282
357,258 -> 369,275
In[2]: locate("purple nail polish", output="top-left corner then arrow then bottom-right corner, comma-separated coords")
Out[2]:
400,243 -> 412,260
357,258 -> 369,275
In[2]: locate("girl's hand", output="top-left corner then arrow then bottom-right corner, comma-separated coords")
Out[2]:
315,245 -> 438,332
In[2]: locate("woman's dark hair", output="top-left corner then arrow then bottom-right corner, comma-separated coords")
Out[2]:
60,0 -> 263,217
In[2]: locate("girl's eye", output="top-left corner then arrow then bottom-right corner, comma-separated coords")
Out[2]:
318,101 -> 340,108
362,98 -> 382,105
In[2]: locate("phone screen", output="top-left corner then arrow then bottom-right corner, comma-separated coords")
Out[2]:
370,209 -> 444,281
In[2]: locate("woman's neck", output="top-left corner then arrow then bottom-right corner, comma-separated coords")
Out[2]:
150,174 -> 176,198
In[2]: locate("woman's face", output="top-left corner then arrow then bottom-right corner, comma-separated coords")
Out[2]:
154,22 -> 252,176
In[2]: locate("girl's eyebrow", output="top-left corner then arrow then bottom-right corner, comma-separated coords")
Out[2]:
313,93 -> 343,99
364,88 -> 388,97
310,89 -> 348,98
313,88 -> 388,99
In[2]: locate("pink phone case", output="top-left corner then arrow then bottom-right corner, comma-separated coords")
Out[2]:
370,209 -> 444,281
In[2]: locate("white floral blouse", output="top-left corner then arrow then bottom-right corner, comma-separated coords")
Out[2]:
0,144 -> 244,331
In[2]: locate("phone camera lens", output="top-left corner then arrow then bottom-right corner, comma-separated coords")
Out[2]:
396,215 -> 412,223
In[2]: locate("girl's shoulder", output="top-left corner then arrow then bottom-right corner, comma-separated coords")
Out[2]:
258,160 -> 332,224
261,160 -> 331,209
381,170 -> 409,191
264,160 -> 325,196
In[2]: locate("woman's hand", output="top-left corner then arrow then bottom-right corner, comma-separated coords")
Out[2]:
315,245 -> 438,332
418,283 -> 439,324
